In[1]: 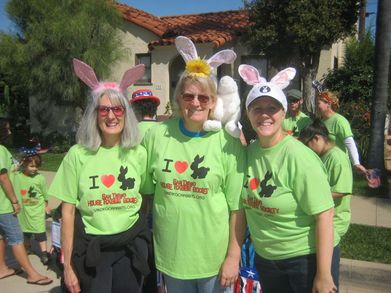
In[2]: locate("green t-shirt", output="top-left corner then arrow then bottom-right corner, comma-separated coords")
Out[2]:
242,135 -> 338,260
138,120 -> 158,138
142,117 -> 245,279
0,145 -> 15,214
48,144 -> 147,235
12,172 -> 47,233
321,146 -> 353,238
322,113 -> 353,153
282,112 -> 312,136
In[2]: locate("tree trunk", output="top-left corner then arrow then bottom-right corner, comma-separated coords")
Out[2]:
301,52 -> 320,115
367,0 -> 391,169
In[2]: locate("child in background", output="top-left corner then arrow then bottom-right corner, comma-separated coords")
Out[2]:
12,147 -> 50,265
299,119 -> 353,238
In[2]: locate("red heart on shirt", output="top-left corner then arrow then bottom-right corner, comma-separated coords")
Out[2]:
175,161 -> 188,174
21,189 -> 28,196
249,178 -> 260,190
101,175 -> 115,188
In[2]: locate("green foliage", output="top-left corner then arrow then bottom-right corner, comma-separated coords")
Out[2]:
243,0 -> 359,67
0,0 -> 125,111
340,224 -> 391,264
40,152 -> 66,172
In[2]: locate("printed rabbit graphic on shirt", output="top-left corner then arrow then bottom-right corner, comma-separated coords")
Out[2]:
117,166 -> 135,190
259,171 -> 277,198
190,155 -> 210,179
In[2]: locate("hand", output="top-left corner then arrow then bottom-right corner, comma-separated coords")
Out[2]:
219,255 -> 240,288
12,202 -> 21,215
312,273 -> 337,293
354,164 -> 367,176
64,266 -> 81,293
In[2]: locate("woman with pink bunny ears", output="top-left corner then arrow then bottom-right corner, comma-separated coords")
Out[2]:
239,64 -> 339,293
142,36 -> 246,293
48,59 -> 151,293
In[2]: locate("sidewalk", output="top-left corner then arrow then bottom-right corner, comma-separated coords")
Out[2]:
1,171 -> 391,292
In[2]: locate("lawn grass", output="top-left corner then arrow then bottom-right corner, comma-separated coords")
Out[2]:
40,152 -> 66,171
340,224 -> 391,264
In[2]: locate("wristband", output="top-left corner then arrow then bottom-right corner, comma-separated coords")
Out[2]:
12,201 -> 19,205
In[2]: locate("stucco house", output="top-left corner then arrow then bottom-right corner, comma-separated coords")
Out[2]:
30,3 -> 345,134
112,3 -> 345,116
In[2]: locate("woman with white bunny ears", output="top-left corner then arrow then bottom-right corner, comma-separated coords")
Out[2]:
239,64 -> 339,293
142,36 -> 246,293
49,59 -> 150,293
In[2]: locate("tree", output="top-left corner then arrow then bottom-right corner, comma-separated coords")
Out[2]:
0,0 -> 124,135
242,0 -> 359,112
367,0 -> 391,170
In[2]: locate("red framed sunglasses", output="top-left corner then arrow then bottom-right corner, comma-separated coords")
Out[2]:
181,93 -> 210,104
97,105 -> 125,117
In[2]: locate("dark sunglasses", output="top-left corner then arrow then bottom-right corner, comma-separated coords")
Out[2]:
97,105 -> 125,117
287,98 -> 300,104
181,93 -> 210,104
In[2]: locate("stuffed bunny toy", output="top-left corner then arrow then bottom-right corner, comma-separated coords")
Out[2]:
72,58 -> 145,94
175,36 -> 241,137
238,64 -> 296,111
203,76 -> 241,138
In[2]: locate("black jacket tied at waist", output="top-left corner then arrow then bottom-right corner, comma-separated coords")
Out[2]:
72,210 -> 151,292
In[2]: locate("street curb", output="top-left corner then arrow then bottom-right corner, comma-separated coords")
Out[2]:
340,258 -> 391,287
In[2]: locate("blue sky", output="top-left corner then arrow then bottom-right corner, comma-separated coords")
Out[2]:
0,0 -> 245,33
0,0 -> 378,34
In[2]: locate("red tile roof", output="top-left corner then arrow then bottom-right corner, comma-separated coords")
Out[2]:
114,3 -> 249,49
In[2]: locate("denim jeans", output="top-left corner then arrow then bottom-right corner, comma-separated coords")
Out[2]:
254,245 -> 340,293
164,274 -> 224,293
0,213 -> 24,245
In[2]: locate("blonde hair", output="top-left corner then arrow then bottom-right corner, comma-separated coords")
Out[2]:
172,73 -> 217,119
318,90 -> 340,111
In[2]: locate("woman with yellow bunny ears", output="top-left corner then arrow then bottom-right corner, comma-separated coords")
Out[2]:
142,36 -> 246,293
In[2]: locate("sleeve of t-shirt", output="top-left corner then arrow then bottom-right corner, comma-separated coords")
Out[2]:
0,147 -> 9,172
328,158 -> 353,195
137,145 -> 149,195
48,146 -> 79,204
223,134 -> 246,211
140,128 -> 156,195
336,115 -> 353,140
292,150 -> 334,215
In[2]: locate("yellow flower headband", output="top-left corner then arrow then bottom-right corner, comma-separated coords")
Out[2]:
175,36 -> 236,79
185,58 -> 211,77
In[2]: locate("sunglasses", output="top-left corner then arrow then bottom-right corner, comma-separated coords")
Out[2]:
181,93 -> 210,104
97,105 -> 125,117
287,98 -> 300,104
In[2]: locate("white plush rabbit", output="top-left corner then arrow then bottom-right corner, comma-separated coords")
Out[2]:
175,36 -> 241,137
238,64 -> 296,111
203,76 -> 241,138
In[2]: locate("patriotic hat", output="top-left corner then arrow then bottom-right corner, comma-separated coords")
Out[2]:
130,89 -> 160,105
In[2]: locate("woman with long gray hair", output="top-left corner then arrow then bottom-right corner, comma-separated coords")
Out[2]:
49,59 -> 150,293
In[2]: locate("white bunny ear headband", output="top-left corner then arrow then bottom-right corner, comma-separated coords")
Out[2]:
72,58 -> 145,94
175,36 -> 237,78
238,64 -> 296,111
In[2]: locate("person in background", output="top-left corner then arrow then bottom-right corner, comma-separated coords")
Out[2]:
239,64 -> 338,293
11,146 -> 51,265
315,90 -> 367,175
129,89 -> 160,293
299,120 -> 353,239
48,59 -> 150,293
0,118 -> 53,285
282,89 -> 312,136
142,36 -> 245,293
130,89 -> 161,138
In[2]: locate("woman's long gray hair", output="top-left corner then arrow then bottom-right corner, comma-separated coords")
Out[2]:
76,89 -> 140,151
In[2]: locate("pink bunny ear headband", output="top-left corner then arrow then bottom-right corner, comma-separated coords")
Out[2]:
175,36 -> 237,78
72,58 -> 145,94
238,64 -> 296,111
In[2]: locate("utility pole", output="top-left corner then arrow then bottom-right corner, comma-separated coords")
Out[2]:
358,0 -> 367,42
